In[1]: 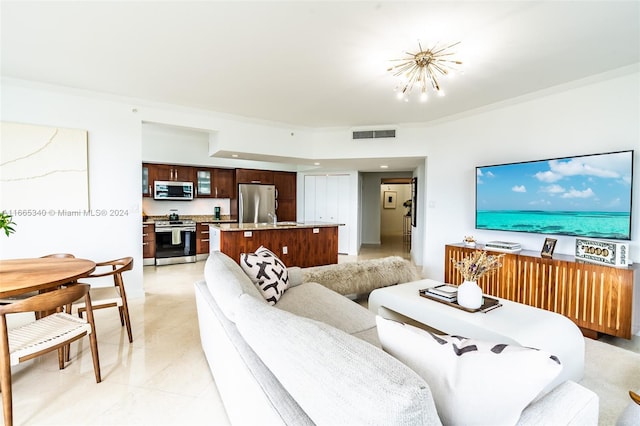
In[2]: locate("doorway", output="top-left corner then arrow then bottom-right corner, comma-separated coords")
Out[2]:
379,178 -> 412,258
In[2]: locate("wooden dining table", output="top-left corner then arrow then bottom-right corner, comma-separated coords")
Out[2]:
0,257 -> 96,298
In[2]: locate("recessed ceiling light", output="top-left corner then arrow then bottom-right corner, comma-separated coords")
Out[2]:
314,162 -> 320,166
231,154 -> 239,158
380,165 -> 389,169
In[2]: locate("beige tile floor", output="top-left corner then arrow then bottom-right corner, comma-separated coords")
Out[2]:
5,235 -> 637,424
6,259 -> 229,425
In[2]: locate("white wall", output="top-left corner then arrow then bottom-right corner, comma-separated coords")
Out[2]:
417,68 -> 639,279
142,121 -> 298,172
0,81 -> 145,297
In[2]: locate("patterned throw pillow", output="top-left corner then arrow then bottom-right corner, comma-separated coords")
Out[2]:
240,246 -> 289,305
376,316 -> 562,425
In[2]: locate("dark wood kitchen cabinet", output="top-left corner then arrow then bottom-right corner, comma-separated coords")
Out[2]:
142,223 -> 155,259
213,168 -> 235,198
193,167 -> 235,199
235,168 -> 274,185
274,171 -> 297,222
196,223 -> 210,254
143,163 -> 195,196
142,164 -> 152,197
154,164 -> 194,182
195,168 -> 214,198
217,225 -> 338,267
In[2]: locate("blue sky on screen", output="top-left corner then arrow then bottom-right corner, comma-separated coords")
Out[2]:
476,151 -> 633,212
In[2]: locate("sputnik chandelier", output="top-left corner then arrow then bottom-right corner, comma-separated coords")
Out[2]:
388,41 -> 462,102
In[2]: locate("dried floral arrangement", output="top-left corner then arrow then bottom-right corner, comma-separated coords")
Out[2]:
452,250 -> 504,282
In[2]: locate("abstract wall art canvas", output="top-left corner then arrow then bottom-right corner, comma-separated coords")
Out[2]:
0,122 -> 89,210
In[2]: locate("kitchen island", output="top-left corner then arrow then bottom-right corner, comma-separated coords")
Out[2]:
209,222 -> 340,267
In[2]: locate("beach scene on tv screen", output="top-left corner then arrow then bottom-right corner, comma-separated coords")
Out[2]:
476,151 -> 633,240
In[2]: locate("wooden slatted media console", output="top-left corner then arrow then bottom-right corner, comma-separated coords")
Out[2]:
445,243 -> 639,339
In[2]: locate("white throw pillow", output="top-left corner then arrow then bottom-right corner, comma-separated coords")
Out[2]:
376,316 -> 562,426
240,246 -> 289,305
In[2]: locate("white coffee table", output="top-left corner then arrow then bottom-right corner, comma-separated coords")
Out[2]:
369,279 -> 585,391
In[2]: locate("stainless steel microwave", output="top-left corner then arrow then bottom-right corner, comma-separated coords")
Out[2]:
154,181 -> 194,200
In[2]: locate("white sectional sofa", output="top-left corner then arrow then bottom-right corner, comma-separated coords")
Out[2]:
195,251 -> 599,425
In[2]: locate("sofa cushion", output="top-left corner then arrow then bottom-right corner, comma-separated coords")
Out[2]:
235,293 -> 442,426
516,381 -> 599,426
194,281 -> 314,425
285,266 -> 303,288
240,246 -> 289,305
376,316 -> 562,426
275,281 -> 379,346
204,252 -> 265,322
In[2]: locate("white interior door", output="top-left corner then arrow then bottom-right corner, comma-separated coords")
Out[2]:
304,174 -> 351,254
315,175 -> 328,221
325,175 -> 339,222
304,175 -> 316,222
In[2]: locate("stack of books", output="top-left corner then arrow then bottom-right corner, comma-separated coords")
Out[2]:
423,284 -> 458,303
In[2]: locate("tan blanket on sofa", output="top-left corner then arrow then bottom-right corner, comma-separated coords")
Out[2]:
300,256 -> 420,296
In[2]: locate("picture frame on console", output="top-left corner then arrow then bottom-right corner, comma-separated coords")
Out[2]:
541,238 -> 557,258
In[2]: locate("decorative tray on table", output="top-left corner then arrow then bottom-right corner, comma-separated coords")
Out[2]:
418,287 -> 502,313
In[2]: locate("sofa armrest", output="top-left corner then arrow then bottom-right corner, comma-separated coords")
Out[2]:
517,381 -> 599,426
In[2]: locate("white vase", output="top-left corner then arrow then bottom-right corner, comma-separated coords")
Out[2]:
457,280 -> 483,309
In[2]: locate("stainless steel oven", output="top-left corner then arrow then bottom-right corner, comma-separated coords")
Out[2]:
154,220 -> 197,266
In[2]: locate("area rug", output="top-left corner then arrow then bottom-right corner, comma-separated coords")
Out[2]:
581,338 -> 640,425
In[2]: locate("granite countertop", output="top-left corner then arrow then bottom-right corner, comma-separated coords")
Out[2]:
143,215 -> 235,224
210,221 -> 343,231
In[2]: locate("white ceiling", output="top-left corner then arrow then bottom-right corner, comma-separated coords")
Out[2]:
2,1 -> 639,173
2,1 -> 639,130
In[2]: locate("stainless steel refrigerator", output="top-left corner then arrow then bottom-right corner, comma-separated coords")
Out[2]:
238,183 -> 276,224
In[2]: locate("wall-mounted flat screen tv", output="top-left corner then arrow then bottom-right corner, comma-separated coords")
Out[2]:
476,150 -> 633,240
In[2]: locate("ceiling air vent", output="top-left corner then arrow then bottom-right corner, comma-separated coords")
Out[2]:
352,129 -> 396,140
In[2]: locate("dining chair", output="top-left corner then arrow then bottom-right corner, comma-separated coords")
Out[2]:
72,257 -> 134,343
0,283 -> 101,426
